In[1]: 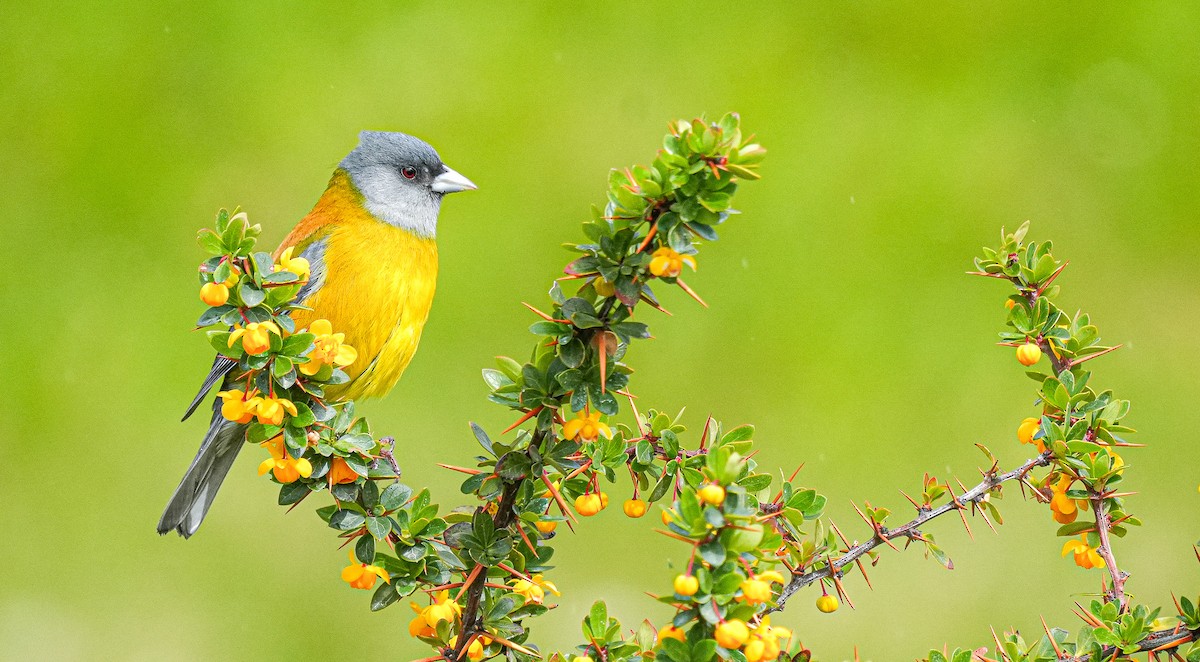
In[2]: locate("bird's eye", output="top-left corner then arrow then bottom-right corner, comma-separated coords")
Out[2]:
401,166 -> 417,180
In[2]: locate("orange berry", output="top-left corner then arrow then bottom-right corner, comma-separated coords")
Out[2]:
713,619 -> 750,649
623,498 -> 647,518
698,483 -> 726,507
199,282 -> 229,306
574,493 -> 602,517
1005,299 -> 1016,310
1016,342 -> 1042,366
599,492 -> 610,509
673,574 -> 699,596
535,520 -> 557,534
661,509 -> 675,525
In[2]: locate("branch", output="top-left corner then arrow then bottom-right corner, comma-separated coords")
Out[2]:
1089,496 -> 1127,611
771,452 -> 1052,612
1077,626 -> 1197,661
452,436 -> 540,660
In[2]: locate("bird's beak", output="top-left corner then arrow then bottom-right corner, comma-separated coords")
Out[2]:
431,166 -> 477,194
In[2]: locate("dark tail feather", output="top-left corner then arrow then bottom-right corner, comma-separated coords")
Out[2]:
158,408 -> 247,538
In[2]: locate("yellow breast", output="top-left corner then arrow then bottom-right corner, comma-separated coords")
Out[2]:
289,206 -> 438,402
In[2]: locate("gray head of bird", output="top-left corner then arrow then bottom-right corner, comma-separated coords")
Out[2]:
339,130 -> 476,238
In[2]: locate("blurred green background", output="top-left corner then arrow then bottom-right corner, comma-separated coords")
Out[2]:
3,2 -> 1198,660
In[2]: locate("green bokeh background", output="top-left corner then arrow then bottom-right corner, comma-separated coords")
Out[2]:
3,3 -> 1198,660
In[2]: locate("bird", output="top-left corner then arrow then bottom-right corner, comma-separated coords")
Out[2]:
158,131 -> 476,538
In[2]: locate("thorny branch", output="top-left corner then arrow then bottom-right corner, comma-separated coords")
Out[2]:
1019,269 -> 1130,613
770,452 -> 1052,612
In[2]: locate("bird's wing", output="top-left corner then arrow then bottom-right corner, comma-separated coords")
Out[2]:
181,235 -> 330,421
181,355 -> 239,421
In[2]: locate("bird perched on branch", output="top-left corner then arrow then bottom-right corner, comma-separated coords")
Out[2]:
158,131 -> 476,537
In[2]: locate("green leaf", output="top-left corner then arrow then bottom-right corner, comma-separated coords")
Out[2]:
328,508 -> 366,531
370,582 -> 399,611
721,424 -> 754,444
355,534 -> 375,564
278,481 -> 309,506
367,515 -> 390,540
698,539 -> 727,566
586,600 -> 608,640
239,282 -> 265,307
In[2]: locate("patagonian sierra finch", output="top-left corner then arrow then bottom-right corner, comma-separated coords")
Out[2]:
158,131 -> 476,538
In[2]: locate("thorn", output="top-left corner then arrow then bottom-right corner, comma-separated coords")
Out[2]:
598,336 -> 608,394
460,564 -> 486,593
853,558 -> 874,590
503,406 -> 544,434
1035,260 -> 1069,296
965,270 -> 1012,279
516,521 -> 539,555
1020,476 -> 1046,502
522,302 -> 567,323
626,391 -> 647,436
674,278 -> 708,308
1067,344 -> 1124,368
637,221 -> 659,252
638,294 -> 673,316
787,463 -> 805,482
436,463 -> 483,475
564,459 -> 593,482
899,489 -> 921,510
495,562 -> 534,584
655,529 -> 697,544
829,522 -> 853,553
541,472 -> 578,524
976,505 -> 998,534
1039,616 -> 1063,658
989,627 -> 1007,662
489,635 -> 540,658
830,571 -> 854,609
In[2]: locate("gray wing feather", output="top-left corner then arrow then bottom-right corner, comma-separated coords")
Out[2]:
158,399 -> 247,537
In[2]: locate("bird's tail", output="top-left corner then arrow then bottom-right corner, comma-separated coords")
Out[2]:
157,410 -> 247,538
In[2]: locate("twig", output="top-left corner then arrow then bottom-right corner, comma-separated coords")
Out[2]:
1090,494 -> 1128,610
771,452 -> 1052,612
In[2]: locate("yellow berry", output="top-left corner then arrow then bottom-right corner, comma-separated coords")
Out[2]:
657,624 -> 686,643
744,639 -> 766,662
623,498 -> 648,518
698,483 -> 726,507
535,520 -> 557,534
713,619 -> 750,649
199,282 -> 229,307
739,578 -> 773,604
1016,342 -> 1042,366
599,492 -> 609,509
1016,417 -> 1041,445
816,594 -> 839,613
661,509 -> 675,525
673,574 -> 699,597
593,278 -> 616,297
574,493 -> 602,517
